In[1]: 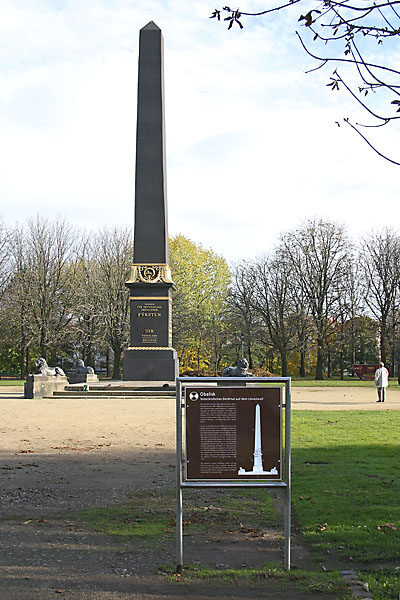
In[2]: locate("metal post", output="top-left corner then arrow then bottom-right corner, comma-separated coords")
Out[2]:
284,379 -> 291,570
176,379 -> 183,573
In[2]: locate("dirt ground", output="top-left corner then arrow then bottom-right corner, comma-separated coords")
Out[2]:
291,385 -> 400,410
0,385 -> 397,599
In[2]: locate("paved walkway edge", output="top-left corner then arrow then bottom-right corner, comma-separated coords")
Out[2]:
340,570 -> 373,599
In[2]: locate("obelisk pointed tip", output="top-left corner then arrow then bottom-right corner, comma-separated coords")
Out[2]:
141,21 -> 161,31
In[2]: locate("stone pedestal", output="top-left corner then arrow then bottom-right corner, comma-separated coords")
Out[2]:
67,373 -> 99,385
124,279 -> 178,381
123,348 -> 178,381
24,375 -> 68,399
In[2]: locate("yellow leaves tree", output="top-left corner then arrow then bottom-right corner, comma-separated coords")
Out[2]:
169,235 -> 231,374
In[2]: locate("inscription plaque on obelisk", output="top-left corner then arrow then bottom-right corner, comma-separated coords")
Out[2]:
123,22 -> 178,381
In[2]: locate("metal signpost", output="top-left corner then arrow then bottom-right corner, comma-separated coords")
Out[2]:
176,376 -> 292,573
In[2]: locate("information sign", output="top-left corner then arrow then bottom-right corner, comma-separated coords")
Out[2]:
185,386 -> 282,481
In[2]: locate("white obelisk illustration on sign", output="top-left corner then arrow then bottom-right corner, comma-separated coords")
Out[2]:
238,404 -> 278,476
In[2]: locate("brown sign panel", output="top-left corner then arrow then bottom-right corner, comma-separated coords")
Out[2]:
185,387 -> 282,481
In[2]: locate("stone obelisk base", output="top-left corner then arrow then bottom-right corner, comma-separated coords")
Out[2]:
123,348 -> 178,381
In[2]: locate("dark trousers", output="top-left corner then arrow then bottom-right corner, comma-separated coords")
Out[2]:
377,387 -> 386,402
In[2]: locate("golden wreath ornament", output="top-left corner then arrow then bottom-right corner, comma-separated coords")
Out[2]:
127,264 -> 173,284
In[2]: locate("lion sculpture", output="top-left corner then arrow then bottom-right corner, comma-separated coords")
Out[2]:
75,359 -> 94,375
222,357 -> 253,377
34,357 -> 66,377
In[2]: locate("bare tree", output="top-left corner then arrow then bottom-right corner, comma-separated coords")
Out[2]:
6,226 -> 34,377
330,257 -> 362,378
0,219 -> 12,301
91,227 -> 132,379
281,218 -> 350,379
211,3 -> 400,164
386,300 -> 400,376
291,281 -> 314,377
251,252 -> 298,376
0,220 -> 29,376
71,234 -> 104,367
360,228 -> 400,367
228,261 -> 262,368
8,217 -> 78,363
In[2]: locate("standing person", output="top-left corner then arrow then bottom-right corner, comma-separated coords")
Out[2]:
374,362 -> 389,402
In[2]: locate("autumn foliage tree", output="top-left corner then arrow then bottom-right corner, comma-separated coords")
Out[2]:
170,234 -> 231,373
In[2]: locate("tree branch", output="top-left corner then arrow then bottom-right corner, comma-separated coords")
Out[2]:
343,117 -> 400,164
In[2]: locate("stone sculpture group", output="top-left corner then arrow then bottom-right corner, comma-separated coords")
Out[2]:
25,358 -> 97,398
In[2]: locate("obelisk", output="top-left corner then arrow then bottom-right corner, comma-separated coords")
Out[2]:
238,404 -> 278,475
123,22 -> 178,382
252,404 -> 263,472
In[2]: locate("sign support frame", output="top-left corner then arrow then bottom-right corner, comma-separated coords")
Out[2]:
176,376 -> 291,573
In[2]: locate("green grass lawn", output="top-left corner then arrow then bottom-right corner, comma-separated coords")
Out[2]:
0,379 -> 24,386
292,410 -> 400,599
159,562 -> 348,595
363,569 -> 400,599
292,410 -> 400,562
73,487 -> 276,539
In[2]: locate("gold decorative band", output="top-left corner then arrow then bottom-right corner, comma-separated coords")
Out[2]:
129,296 -> 172,301
126,264 -> 174,284
127,346 -> 174,351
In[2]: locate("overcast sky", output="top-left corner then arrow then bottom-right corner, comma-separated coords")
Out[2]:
1,0 -> 399,262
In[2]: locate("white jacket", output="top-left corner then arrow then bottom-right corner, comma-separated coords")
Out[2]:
374,366 -> 389,388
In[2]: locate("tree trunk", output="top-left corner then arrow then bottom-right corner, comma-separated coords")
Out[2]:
19,308 -> 26,379
380,317 -> 387,365
248,342 -> 253,369
390,312 -> 396,377
39,325 -> 48,360
25,346 -> 30,379
87,349 -> 94,369
300,349 -> 306,377
179,347 -> 185,363
20,344 -> 25,380
112,347 -> 121,380
84,344 -> 94,369
390,349 -> 395,377
327,347 -> 331,378
281,351 -> 288,377
340,350 -> 344,380
351,347 -> 356,376
196,346 -> 200,371
215,354 -> 222,376
106,348 -> 112,378
315,338 -> 324,380
269,356 -> 274,373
